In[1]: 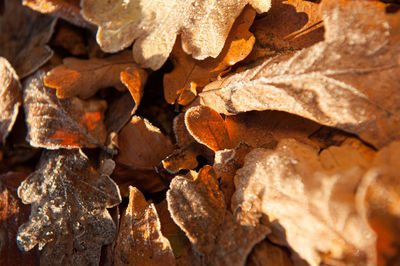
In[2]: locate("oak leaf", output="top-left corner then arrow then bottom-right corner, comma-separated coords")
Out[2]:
114,116 -> 174,194
17,150 -> 121,265
80,0 -> 271,70
0,57 -> 21,144
44,51 -> 147,104
167,166 -> 269,266
114,187 -> 175,266
163,6 -> 256,105
200,0 -> 400,148
23,71 -> 108,149
232,139 -> 377,265
22,0 -> 93,28
0,0 -> 56,78
246,240 -> 293,266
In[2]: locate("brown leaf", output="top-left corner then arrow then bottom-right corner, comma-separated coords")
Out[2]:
232,139 -> 377,265
0,172 -> 39,266
163,6 -> 256,105
246,0 -> 324,62
185,106 -> 232,151
200,0 -> 400,148
80,0 -> 271,70
114,116 -> 174,194
167,166 -> 269,265
23,71 -> 108,149
17,150 -> 121,265
50,21 -> 87,56
364,141 -> 400,265
0,57 -> 21,144
22,0 -> 93,28
0,0 -> 56,78
44,51 -> 147,102
114,187 -> 175,266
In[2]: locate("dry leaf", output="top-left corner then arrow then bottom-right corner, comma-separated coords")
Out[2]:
17,150 -> 121,265
246,0 -> 324,62
185,106 -> 321,152
0,172 -> 38,266
22,0 -> 93,28
114,116 -> 174,194
0,57 -> 21,144
232,138 -> 377,265
200,0 -> 400,148
23,71 -> 108,149
80,0 -> 271,70
44,51 -> 147,102
0,0 -> 56,78
50,21 -> 87,56
364,141 -> 400,265
114,187 -> 175,266
185,106 -> 232,151
163,6 -> 256,105
167,166 -> 269,265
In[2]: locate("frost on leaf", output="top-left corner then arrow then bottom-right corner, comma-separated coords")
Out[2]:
233,139 -> 377,266
200,0 -> 400,148
0,57 -> 21,144
114,187 -> 175,266
0,0 -> 56,78
23,71 -> 107,149
167,166 -> 269,266
80,0 -> 271,70
17,150 -> 121,266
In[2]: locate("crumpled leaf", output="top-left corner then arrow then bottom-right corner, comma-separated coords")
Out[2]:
163,6 -> 256,105
23,71 -> 108,149
0,172 -> 38,266
200,0 -> 400,148
167,166 -> 269,266
114,186 -> 175,266
0,57 -> 21,144
80,0 -> 271,70
22,0 -> 93,28
44,51 -> 147,103
233,138 -> 377,265
246,0 -> 324,62
0,0 -> 56,78
17,150 -> 121,266
364,141 -> 400,265
114,116 -> 174,194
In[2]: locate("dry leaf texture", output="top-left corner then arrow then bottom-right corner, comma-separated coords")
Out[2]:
0,0 -> 56,78
23,71 -> 107,149
200,0 -> 400,148
17,150 -> 121,265
80,0 -> 271,70
0,57 -> 21,144
114,187 -> 175,266
44,51 -> 147,100
167,166 -> 269,266
233,139 -> 377,265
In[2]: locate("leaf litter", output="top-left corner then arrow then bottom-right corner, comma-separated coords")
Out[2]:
1,0 -> 400,265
